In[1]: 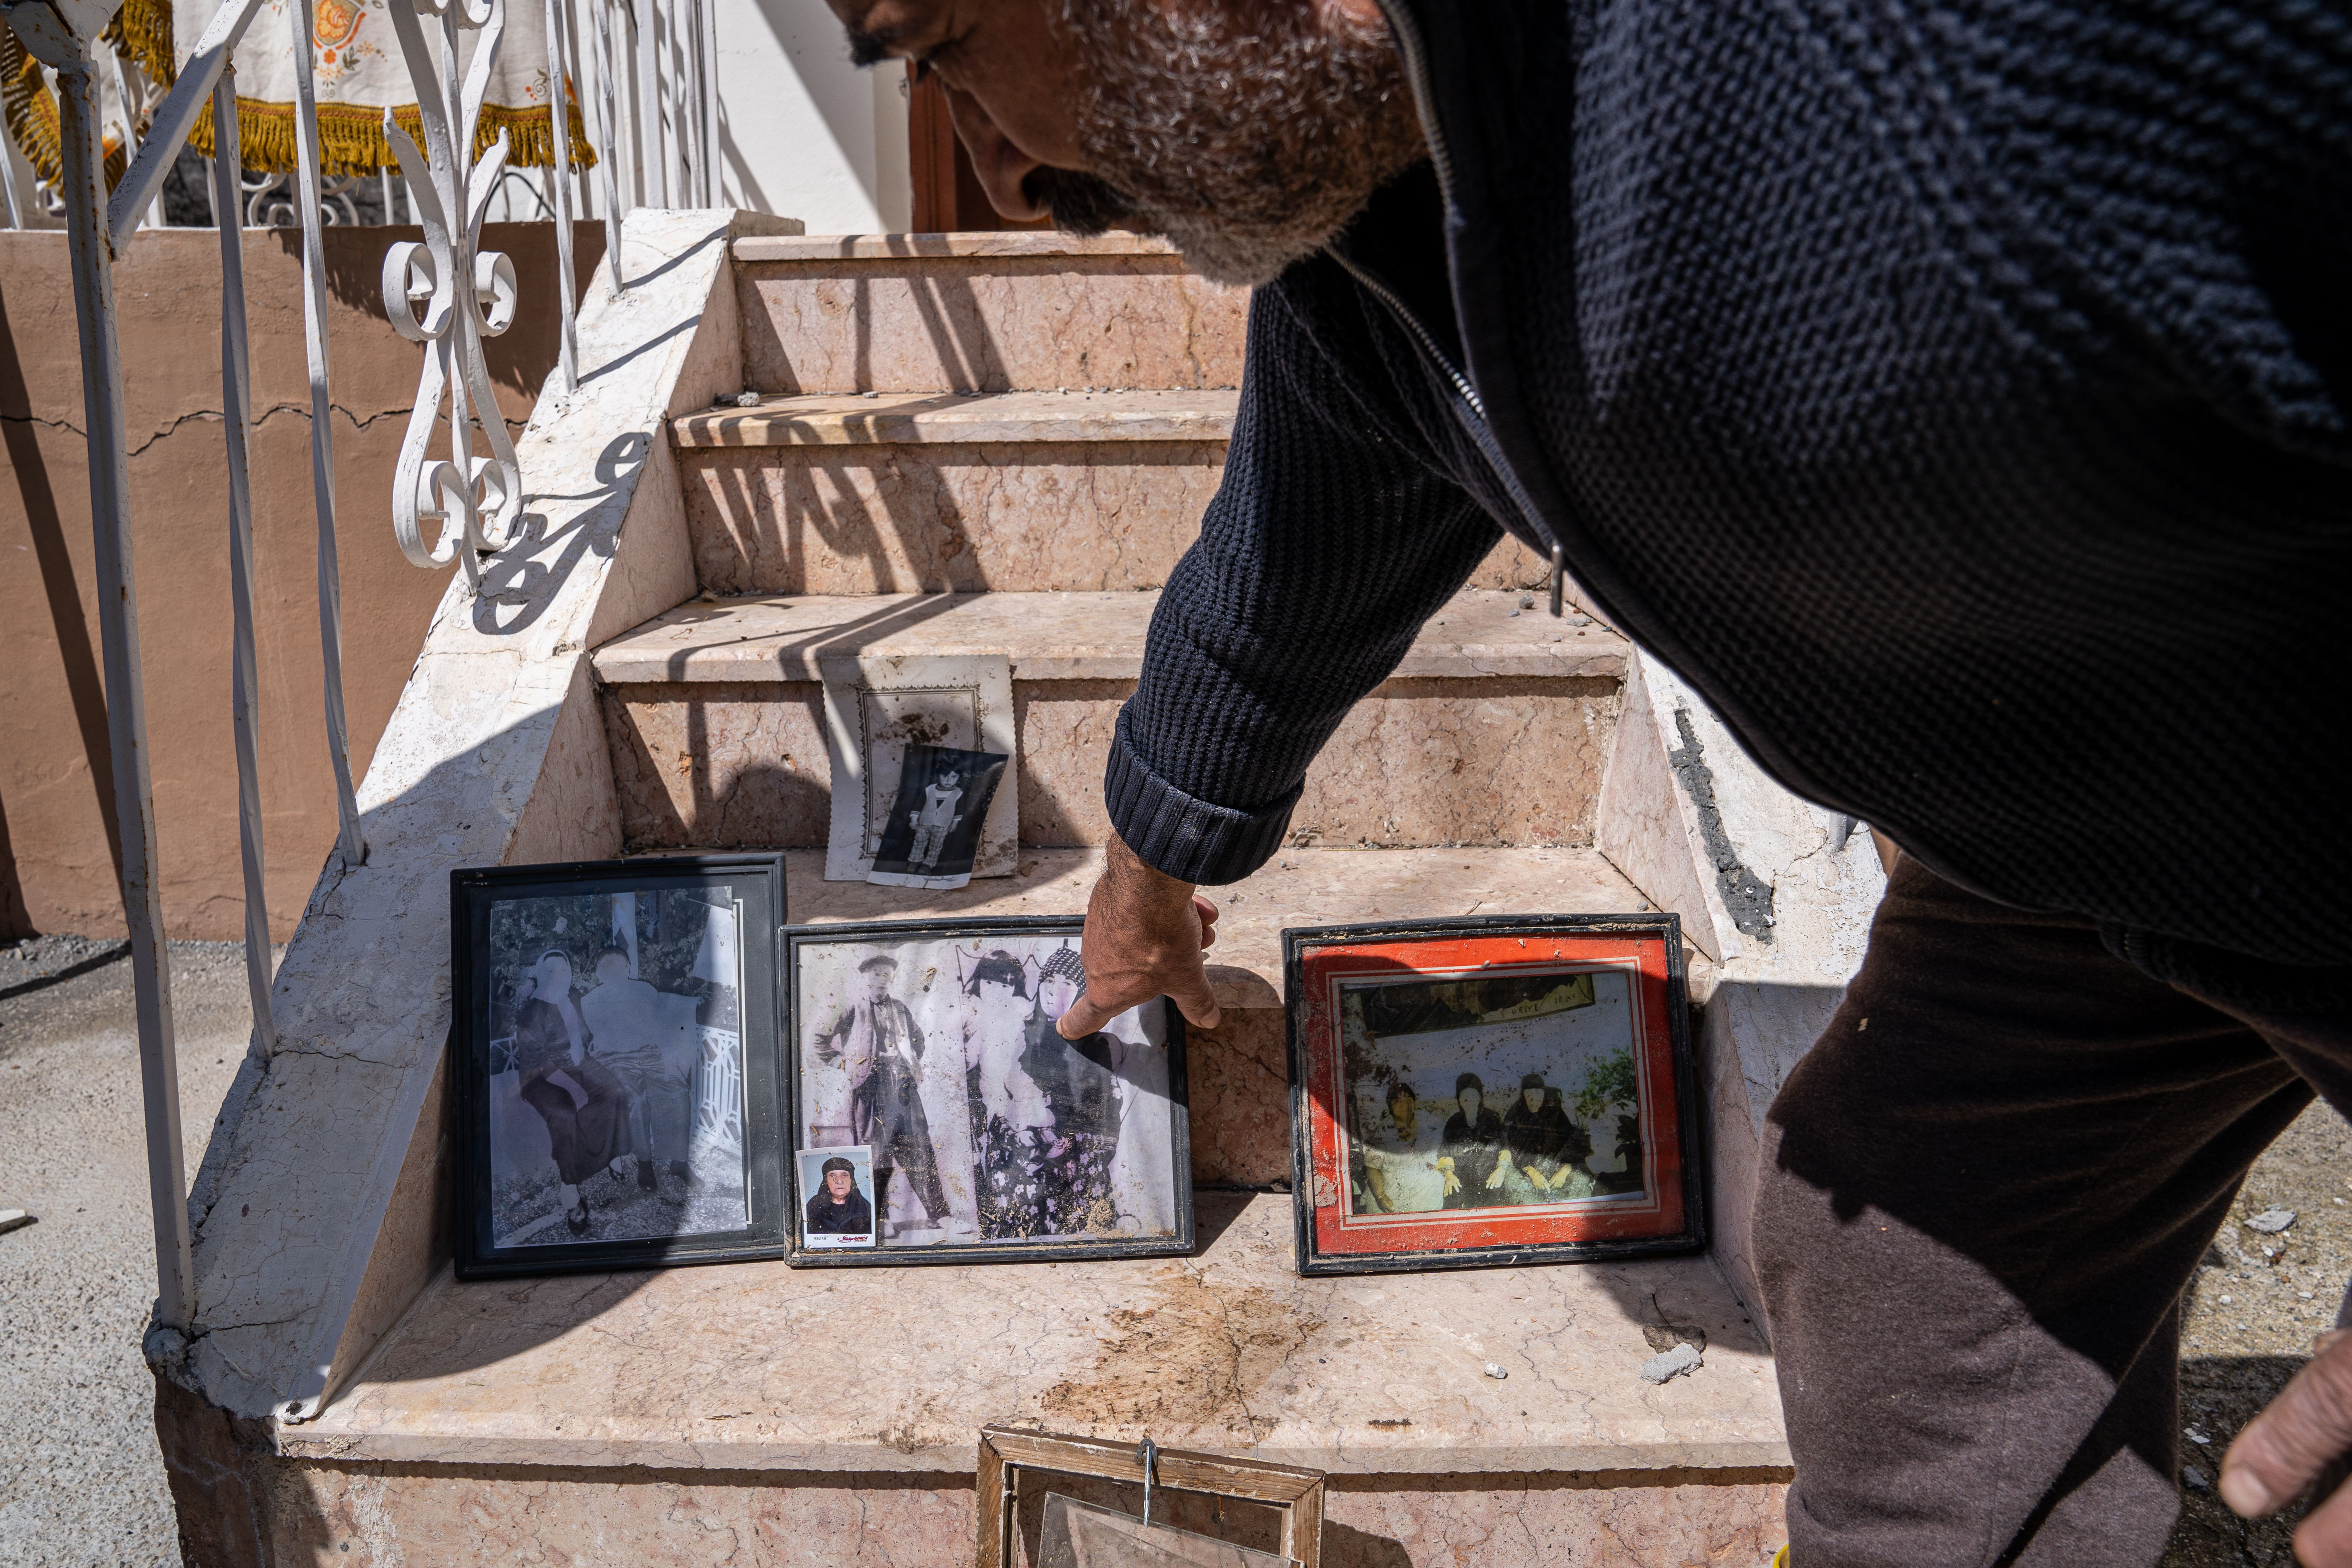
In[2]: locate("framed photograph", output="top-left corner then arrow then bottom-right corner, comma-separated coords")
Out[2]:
451,854 -> 787,1278
977,1427 -> 1325,1568
783,918 -> 1191,1266
1285,915 -> 1701,1276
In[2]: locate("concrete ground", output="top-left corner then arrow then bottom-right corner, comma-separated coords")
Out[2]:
0,931 -> 2345,1566
0,937 -> 256,1568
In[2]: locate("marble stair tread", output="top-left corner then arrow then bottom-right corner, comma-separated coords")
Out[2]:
289,1194 -> 1784,1475
673,389 -> 1238,447
733,231 -> 1186,262
592,589 -> 1627,686
781,847 -> 1650,1010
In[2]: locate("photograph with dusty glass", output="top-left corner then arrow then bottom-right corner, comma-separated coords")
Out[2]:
786,918 -> 1192,1265
453,855 -> 787,1277
1287,916 -> 1700,1276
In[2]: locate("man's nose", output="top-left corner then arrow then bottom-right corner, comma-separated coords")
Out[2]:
943,81 -> 1051,222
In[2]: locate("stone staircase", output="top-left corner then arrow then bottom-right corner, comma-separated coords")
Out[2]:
157,216 -> 1884,1566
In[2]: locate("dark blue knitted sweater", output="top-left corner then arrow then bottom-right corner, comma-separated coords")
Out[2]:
1104,0 -> 2352,970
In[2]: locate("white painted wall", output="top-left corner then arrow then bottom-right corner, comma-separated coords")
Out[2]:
714,0 -> 910,232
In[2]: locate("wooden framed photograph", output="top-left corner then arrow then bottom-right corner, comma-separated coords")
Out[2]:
977,1427 -> 1325,1568
451,854 -> 787,1278
1285,915 -> 1701,1277
783,918 -> 1192,1266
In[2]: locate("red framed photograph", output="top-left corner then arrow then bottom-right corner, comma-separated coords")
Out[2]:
1285,916 -> 1702,1276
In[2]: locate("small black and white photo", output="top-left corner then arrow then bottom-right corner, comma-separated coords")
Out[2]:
785,919 -> 1192,1266
865,743 -> 1010,891
797,1146 -> 877,1248
453,856 -> 787,1277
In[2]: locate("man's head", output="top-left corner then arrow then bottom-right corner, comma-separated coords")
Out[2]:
594,947 -> 630,986
1386,1081 -> 1417,1127
1455,1072 -> 1483,1118
821,1155 -> 858,1201
1521,1073 -> 1545,1113
826,0 -> 1427,285
859,953 -> 898,999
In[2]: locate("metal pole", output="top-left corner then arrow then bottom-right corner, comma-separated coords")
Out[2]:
582,0 -> 626,288
0,133 -> 23,227
632,0 -> 662,207
542,0 -> 578,387
287,0 -> 364,872
43,26 -> 192,1332
696,0 -> 715,206
210,71 -> 277,1059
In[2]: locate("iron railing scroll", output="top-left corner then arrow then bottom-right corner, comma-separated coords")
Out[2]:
381,0 -> 524,583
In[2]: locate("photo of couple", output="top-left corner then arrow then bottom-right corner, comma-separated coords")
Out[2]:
482,887 -> 751,1249
791,926 -> 1187,1258
1340,968 -> 1646,1217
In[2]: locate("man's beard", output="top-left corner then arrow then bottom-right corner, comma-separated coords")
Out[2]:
1033,0 -> 1427,287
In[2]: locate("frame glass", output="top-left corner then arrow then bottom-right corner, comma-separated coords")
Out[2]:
451,854 -> 787,1278
1285,915 -> 1701,1276
785,917 -> 1192,1266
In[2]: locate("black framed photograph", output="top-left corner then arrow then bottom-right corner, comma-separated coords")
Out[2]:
1285,915 -> 1702,1276
452,854 -> 787,1278
783,918 -> 1192,1265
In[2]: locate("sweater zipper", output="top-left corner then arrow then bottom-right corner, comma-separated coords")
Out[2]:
1362,0 -> 1570,616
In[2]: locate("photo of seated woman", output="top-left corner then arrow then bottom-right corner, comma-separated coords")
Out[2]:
484,888 -> 751,1248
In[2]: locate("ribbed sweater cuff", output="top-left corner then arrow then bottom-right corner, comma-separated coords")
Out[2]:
1103,710 -> 1299,886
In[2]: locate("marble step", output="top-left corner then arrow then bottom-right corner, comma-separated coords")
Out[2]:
280,1193 -> 1788,1565
593,591 -> 1628,857
674,389 -> 1236,595
675,387 -> 1550,596
731,231 -> 1246,396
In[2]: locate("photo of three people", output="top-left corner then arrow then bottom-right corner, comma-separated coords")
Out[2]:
1340,968 -> 1647,1217
793,932 -> 1184,1252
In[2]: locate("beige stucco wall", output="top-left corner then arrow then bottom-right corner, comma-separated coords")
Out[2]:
0,221 -> 598,941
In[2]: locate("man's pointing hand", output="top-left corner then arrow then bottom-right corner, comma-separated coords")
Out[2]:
1055,836 -> 1222,1040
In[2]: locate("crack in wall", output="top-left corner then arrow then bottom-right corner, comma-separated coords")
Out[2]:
4,400 -> 525,457
1666,707 -> 1776,943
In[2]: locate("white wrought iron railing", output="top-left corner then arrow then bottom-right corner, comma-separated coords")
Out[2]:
2,0 -> 719,235
0,0 -> 725,1335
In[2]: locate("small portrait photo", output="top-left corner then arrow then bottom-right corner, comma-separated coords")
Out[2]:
797,1146 -> 877,1248
453,856 -> 788,1278
785,918 -> 1193,1266
865,743 -> 1010,891
1287,916 -> 1699,1276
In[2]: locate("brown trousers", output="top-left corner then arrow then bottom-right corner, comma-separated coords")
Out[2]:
1754,857 -> 2351,1567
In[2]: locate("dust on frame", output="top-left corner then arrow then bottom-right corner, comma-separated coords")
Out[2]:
784,918 -> 1194,1267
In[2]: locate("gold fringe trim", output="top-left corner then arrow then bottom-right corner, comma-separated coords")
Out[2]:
188,96 -> 597,176
105,0 -> 178,91
2,25 -> 129,191
3,0 -> 593,184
